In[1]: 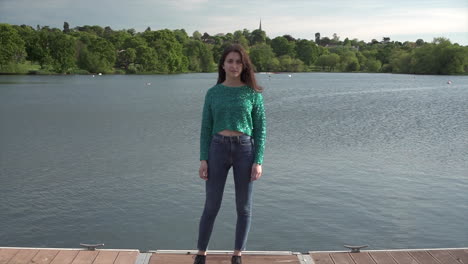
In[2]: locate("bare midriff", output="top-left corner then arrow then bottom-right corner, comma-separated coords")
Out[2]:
218,129 -> 244,136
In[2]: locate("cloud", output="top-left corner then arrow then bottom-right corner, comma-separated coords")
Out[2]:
245,7 -> 468,41
1,0 -> 466,44
156,0 -> 210,10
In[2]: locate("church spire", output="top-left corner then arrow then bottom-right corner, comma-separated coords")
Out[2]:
259,18 -> 262,31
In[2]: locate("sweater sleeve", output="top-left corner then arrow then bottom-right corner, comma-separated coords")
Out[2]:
252,92 -> 266,164
200,90 -> 213,161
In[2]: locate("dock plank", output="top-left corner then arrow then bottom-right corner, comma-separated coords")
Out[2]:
349,252 -> 376,264
5,249 -> 38,264
49,250 -> 80,264
387,251 -> 418,264
368,251 -> 397,264
149,253 -> 300,264
310,252 -> 334,264
135,253 -> 152,264
240,255 -> 300,263
408,250 -> 439,264
29,250 -> 59,264
70,251 -> 99,264
92,251 -> 119,264
429,250 -> 463,264
148,253 -> 190,264
0,249 -> 19,264
449,249 -> 468,264
330,252 -> 356,264
113,251 -> 138,264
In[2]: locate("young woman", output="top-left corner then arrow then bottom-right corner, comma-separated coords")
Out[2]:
194,44 -> 266,264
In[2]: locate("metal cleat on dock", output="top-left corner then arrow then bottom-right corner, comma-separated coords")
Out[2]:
80,243 -> 105,250
344,244 -> 368,253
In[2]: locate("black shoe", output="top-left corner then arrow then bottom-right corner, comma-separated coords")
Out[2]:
231,255 -> 242,264
193,255 -> 206,264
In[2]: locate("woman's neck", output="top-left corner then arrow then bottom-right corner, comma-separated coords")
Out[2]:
223,77 -> 244,87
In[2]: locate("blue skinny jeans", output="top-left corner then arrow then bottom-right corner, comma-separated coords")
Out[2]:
197,133 -> 254,251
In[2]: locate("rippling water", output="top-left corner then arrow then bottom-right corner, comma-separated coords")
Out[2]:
0,73 -> 467,252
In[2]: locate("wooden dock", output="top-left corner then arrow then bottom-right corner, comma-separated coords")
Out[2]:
1,247 -> 467,264
0,248 -> 139,264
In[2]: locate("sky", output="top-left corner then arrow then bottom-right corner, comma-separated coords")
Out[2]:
1,0 -> 467,45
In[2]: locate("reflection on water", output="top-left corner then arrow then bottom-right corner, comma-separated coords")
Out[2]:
0,73 -> 467,251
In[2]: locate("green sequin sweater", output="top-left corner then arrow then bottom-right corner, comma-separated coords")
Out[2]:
200,83 -> 266,164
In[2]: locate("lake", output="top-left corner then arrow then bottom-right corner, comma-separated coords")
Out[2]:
0,73 -> 467,252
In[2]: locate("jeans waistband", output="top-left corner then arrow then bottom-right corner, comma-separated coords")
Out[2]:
213,133 -> 252,142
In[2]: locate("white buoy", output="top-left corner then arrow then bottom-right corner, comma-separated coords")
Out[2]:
92,75 -> 95,77
288,74 -> 292,77
146,82 -> 151,85
98,73 -> 102,76
447,80 -> 452,84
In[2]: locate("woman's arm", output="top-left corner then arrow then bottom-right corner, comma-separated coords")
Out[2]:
200,90 -> 213,161
252,92 -> 266,165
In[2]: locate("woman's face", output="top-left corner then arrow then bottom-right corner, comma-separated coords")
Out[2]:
223,51 -> 243,79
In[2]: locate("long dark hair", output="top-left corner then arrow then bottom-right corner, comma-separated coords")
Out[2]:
216,44 -> 262,92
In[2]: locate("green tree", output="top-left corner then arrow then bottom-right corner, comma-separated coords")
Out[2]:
242,29 -> 251,43
173,29 -> 189,44
376,44 -> 393,64
103,26 -> 113,39
77,37 -> 116,73
271,36 -> 295,57
415,39 -> 425,46
339,51 -> 360,72
315,32 -> 320,45
49,31 -> 76,73
282,35 -> 296,42
365,58 -> 382,72
144,29 -> 188,73
278,55 -> 304,72
409,44 -> 437,74
438,45 -> 468,74
425,38 -> 468,74
63,22 -> 70,33
316,54 -> 340,71
116,48 -> 136,70
12,25 -> 39,63
0,24 -> 26,67
331,33 -> 340,44
123,36 -> 158,71
192,30 -> 202,40
320,37 -> 331,46
343,38 -> 351,46
295,39 -> 319,65
249,43 -> 276,72
360,49 -> 378,70
35,28 -> 56,68
250,29 -> 266,45
75,25 -> 104,37
105,30 -> 132,50
137,46 -> 158,72
201,32 -> 211,43
233,30 -> 249,49
184,40 -> 215,72
389,49 -> 411,73
127,28 -> 136,36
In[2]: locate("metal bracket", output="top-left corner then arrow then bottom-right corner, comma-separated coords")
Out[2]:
344,245 -> 368,253
80,243 -> 105,251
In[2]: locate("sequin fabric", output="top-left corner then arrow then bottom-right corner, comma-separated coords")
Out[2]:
200,84 -> 266,164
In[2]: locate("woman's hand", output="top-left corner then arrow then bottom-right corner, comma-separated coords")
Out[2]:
199,160 -> 208,181
250,163 -> 262,181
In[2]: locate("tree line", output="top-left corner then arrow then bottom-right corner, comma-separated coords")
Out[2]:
1,22 -> 467,75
